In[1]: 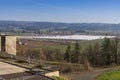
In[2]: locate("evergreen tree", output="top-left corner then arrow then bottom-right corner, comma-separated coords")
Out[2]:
93,43 -> 101,66
88,43 -> 101,66
64,44 -> 71,62
111,37 -> 119,65
101,37 -> 111,66
87,44 -> 93,64
72,42 -> 81,63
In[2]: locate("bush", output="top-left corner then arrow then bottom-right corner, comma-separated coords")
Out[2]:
35,65 -> 42,69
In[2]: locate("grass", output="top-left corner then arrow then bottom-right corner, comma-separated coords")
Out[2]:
51,76 -> 67,80
35,44 -> 67,52
72,39 -> 103,50
34,39 -> 103,52
96,70 -> 120,80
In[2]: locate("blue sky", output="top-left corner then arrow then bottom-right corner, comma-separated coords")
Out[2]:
0,0 -> 120,23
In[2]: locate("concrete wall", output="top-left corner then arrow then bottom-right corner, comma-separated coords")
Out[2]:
5,36 -> 16,55
45,71 -> 59,77
0,35 -> 16,55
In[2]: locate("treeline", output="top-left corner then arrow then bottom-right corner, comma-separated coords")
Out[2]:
18,48 -> 64,62
64,37 -> 120,67
18,37 -> 120,67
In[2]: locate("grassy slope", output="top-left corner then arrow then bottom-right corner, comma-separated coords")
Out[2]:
17,39 -> 103,53
96,71 -> 120,80
75,39 -> 103,50
35,44 -> 67,52
31,39 -> 103,52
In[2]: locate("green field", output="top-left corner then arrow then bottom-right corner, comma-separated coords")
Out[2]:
18,39 -> 103,55
34,39 -> 103,52
96,71 -> 120,80
35,44 -> 67,52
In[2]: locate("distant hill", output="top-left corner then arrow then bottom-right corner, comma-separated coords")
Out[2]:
0,20 -> 120,34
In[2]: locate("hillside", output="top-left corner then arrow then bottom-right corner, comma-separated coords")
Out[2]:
0,20 -> 120,35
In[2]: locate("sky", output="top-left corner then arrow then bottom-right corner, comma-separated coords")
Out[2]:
0,0 -> 120,23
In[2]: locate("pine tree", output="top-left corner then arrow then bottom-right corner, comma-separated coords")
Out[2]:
87,45 -> 93,64
64,44 -> 71,62
72,42 -> 81,63
101,37 -> 111,66
111,37 -> 119,65
93,43 -> 101,66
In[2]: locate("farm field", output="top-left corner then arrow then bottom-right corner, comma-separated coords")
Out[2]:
17,39 -> 103,53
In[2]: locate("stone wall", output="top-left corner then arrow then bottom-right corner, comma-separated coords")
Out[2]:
5,36 -> 16,55
0,35 -> 16,55
45,71 -> 59,77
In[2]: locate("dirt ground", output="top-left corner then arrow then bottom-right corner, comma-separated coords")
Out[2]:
17,39 -> 63,49
62,67 -> 120,80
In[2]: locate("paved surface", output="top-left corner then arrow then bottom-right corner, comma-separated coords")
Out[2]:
0,72 -> 53,80
0,61 -> 53,80
0,61 -> 27,75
